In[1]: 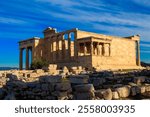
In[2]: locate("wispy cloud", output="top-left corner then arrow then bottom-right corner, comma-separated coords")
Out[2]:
0,17 -> 27,24
133,0 -> 150,7
36,0 -> 80,7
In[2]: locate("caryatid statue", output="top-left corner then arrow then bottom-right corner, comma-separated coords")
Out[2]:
104,44 -> 110,56
97,44 -> 102,55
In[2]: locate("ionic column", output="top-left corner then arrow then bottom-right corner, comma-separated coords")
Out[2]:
56,36 -> 59,61
74,31 -> 78,60
62,35 -> 65,60
68,33 -> 71,59
31,47 -> 33,63
137,41 -> 141,66
109,44 -> 111,56
19,48 -> 23,70
26,47 -> 29,70
58,37 -> 62,61
51,37 -> 54,62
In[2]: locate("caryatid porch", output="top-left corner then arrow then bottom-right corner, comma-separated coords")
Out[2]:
77,36 -> 111,57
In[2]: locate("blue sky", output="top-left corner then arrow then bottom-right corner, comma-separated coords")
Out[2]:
0,0 -> 150,67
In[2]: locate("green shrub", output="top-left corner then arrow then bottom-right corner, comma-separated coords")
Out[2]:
30,59 -> 48,70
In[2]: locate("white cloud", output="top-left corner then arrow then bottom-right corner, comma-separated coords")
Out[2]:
36,0 -> 80,7
133,0 -> 150,7
0,17 -> 27,24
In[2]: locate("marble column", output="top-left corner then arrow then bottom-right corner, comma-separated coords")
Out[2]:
19,48 -> 23,70
74,31 -> 78,60
26,47 -> 29,70
137,41 -> 141,66
56,36 -> 59,61
30,47 -> 33,64
68,33 -> 71,59
62,35 -> 65,60
51,37 -> 54,62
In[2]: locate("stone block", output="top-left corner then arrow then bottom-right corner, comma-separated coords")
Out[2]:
112,91 -> 119,100
39,75 -> 64,83
128,82 -> 137,87
34,69 -> 44,74
130,86 -> 138,96
139,86 -> 146,94
55,82 -> 71,91
69,75 -> 89,84
116,86 -> 130,98
41,84 -> 49,91
51,91 -> 68,97
78,66 -> 83,70
6,73 -> 18,81
27,73 -> 38,78
75,92 -> 95,100
134,76 -> 145,85
74,84 -> 95,93
95,88 -> 112,100
48,70 -> 59,75
112,84 -> 123,88
0,73 -> 2,77
48,64 -> 57,69
91,78 -> 106,87
145,85 -> 150,92
2,73 -> 6,77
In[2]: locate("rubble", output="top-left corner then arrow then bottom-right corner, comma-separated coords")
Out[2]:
0,68 -> 150,100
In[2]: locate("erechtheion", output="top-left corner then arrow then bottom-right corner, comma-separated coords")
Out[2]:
19,27 -> 141,70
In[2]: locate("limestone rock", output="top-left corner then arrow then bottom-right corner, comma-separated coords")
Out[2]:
34,69 -> 44,74
0,89 -> 6,99
130,86 -> 139,96
139,86 -> 146,94
51,91 -> 68,98
90,78 -> 106,87
116,86 -> 130,98
55,82 -> 71,91
112,91 -> 119,100
75,92 -> 95,100
27,73 -> 38,78
41,84 -> 49,91
6,73 -> 18,81
69,75 -> 89,84
74,84 -> 95,93
145,85 -> 150,92
95,88 -> 112,100
134,76 -> 145,85
39,75 -> 64,83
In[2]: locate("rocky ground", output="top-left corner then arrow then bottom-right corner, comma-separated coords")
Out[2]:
0,68 -> 150,100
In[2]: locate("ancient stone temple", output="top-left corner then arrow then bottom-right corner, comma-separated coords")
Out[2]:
19,27 -> 141,70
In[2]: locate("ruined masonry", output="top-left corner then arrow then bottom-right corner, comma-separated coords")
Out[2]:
19,27 -> 141,70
